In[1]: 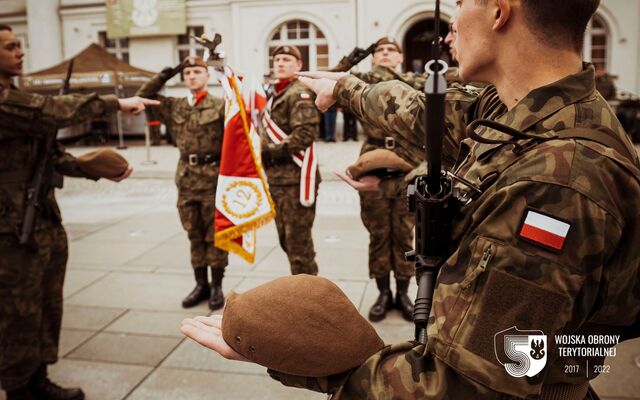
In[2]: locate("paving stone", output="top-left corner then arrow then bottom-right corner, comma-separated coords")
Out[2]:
63,269 -> 108,298
48,359 -> 152,400
67,332 -> 181,366
162,339 -> 265,374
68,240 -> 159,266
62,305 -> 126,331
65,272 -> 241,312
59,329 -> 95,357
127,367 -> 327,400
105,310 -> 202,337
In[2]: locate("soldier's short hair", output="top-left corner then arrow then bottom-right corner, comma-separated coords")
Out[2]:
519,0 -> 600,52
0,24 -> 12,32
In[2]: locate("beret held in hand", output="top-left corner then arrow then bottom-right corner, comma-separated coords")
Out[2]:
221,275 -> 385,377
76,149 -> 129,179
347,149 -> 413,180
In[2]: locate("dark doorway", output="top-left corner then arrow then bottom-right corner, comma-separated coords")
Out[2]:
403,18 -> 453,73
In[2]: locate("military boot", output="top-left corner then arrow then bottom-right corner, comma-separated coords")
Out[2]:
368,274 -> 394,322
209,267 -> 225,310
5,386 -> 35,400
395,279 -> 414,322
29,365 -> 85,400
182,266 -> 210,308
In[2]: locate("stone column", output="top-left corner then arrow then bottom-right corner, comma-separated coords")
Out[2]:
26,0 -> 63,71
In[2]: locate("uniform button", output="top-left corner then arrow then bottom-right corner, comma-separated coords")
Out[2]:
235,336 -> 241,344
250,346 -> 256,353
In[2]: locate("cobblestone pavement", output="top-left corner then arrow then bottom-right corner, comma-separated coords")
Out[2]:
1,141 -> 638,400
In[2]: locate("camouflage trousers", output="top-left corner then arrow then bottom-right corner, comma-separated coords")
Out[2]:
270,185 -> 318,275
0,221 -> 67,391
359,184 -> 415,280
177,191 -> 228,269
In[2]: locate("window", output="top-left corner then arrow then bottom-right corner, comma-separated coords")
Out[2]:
177,26 -> 205,63
98,31 -> 129,63
584,15 -> 609,71
267,20 -> 329,71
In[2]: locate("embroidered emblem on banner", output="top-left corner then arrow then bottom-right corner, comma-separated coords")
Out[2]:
221,180 -> 263,219
518,209 -> 571,252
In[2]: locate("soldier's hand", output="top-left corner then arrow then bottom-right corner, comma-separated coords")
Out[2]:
107,165 -> 133,182
118,97 -> 161,115
335,171 -> 381,191
181,315 -> 250,362
159,64 -> 184,82
347,47 -> 369,63
297,76 -> 338,112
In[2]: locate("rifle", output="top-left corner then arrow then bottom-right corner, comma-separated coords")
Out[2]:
19,59 -> 74,246
405,0 -> 463,343
330,43 -> 377,72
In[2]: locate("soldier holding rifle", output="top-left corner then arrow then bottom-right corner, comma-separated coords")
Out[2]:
0,24 -> 156,400
183,0 -> 640,398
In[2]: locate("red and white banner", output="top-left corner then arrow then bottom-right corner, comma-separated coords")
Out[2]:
518,210 -> 571,251
262,97 -> 318,207
214,66 -> 275,263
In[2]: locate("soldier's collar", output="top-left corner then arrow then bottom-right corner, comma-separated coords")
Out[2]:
496,63 -> 596,134
274,78 -> 294,96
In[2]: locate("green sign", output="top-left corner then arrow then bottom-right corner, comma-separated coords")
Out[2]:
106,0 -> 186,38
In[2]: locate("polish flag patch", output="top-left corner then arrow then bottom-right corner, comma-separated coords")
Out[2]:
518,209 -> 571,252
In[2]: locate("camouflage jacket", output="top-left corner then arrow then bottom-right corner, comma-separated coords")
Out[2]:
0,88 -> 119,235
351,65 -> 425,166
270,65 -> 640,398
260,79 -> 321,186
136,74 -> 225,193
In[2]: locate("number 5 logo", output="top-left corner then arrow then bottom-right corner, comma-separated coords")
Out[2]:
494,326 -> 548,378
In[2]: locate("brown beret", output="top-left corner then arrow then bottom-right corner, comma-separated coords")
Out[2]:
271,45 -> 302,61
221,275 -> 385,377
182,55 -> 208,69
347,149 -> 413,180
375,36 -> 402,53
76,149 -> 129,179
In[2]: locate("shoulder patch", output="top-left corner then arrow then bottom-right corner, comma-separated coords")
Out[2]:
517,209 -> 571,253
300,92 -> 311,100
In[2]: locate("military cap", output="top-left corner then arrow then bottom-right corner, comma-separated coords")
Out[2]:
375,36 -> 402,53
76,149 -> 129,179
347,149 -> 413,180
221,275 -> 385,377
182,55 -> 208,69
271,45 -> 302,60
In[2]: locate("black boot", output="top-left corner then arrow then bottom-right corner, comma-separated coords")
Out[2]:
29,365 -> 84,400
182,267 -> 210,308
368,275 -> 394,322
209,267 -> 225,311
6,386 -> 35,400
395,279 -> 414,322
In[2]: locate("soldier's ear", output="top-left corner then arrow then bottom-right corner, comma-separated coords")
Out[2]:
296,59 -> 303,71
493,0 -> 511,31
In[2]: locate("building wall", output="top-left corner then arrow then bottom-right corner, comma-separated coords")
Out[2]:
1,0 -> 639,93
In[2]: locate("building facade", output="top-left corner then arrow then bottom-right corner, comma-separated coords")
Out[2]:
2,0 -> 639,95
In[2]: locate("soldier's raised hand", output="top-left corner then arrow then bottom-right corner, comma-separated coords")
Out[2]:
297,75 -> 340,112
118,96 -> 161,115
181,315 -> 250,362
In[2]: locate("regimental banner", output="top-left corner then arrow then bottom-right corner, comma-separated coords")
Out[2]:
214,66 -> 274,263
106,0 -> 186,39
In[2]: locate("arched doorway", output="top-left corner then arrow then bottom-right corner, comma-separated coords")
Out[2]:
402,18 -> 452,73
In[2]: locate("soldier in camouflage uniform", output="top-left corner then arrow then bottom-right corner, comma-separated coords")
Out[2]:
136,56 -> 228,310
0,24 -> 154,400
260,45 -> 321,276
182,0 -> 640,398
334,37 -> 425,322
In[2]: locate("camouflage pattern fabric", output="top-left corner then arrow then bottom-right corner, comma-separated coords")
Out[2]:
136,74 -> 228,269
177,191 -> 228,269
269,185 -> 318,276
260,79 -> 321,186
259,79 -> 321,274
270,65 -> 640,399
350,65 -> 425,281
0,89 -> 119,390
